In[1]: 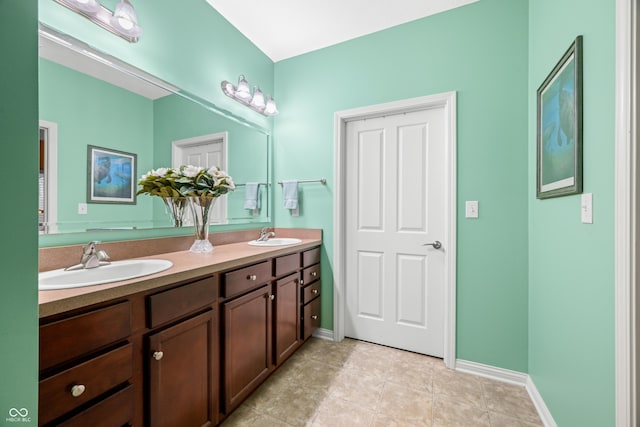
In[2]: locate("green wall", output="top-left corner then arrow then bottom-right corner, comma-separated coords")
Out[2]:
0,0 -> 39,424
39,58 -> 155,232
528,0 -> 615,425
273,0 -> 530,372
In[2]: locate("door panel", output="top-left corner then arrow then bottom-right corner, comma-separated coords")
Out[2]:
345,108 -> 445,357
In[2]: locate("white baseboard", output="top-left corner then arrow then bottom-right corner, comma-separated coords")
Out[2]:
455,359 -> 528,386
525,375 -> 557,427
455,359 -> 556,427
312,328 -> 334,341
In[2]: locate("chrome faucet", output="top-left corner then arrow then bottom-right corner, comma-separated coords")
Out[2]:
65,241 -> 111,271
257,227 -> 275,242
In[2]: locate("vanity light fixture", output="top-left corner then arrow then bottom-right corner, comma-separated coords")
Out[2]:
52,0 -> 142,43
221,75 -> 279,116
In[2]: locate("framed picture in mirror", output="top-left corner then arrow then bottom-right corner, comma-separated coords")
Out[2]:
87,145 -> 137,204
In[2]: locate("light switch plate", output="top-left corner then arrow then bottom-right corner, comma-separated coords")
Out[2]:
78,203 -> 88,215
465,201 -> 479,218
581,193 -> 593,224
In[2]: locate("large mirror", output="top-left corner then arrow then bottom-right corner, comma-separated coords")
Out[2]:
38,25 -> 271,236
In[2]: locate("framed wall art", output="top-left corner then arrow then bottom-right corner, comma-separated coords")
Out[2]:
536,35 -> 583,199
87,145 -> 137,204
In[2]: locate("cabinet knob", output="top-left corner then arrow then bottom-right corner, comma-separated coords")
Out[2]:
311,315 -> 319,320
247,274 -> 257,281
311,271 -> 318,277
270,294 -> 275,301
70,384 -> 86,398
152,351 -> 164,361
312,289 -> 319,294
300,279 -> 304,285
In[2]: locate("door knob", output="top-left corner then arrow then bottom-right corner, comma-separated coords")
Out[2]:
152,351 -> 164,361
423,241 -> 442,249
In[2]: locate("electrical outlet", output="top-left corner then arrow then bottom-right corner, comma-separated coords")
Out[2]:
78,203 -> 88,215
465,201 -> 479,218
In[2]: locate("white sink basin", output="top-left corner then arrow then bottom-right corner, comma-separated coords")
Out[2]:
39,259 -> 173,290
248,238 -> 302,247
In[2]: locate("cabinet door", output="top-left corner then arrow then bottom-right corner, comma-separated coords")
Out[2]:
223,285 -> 272,413
148,311 -> 216,427
274,273 -> 300,365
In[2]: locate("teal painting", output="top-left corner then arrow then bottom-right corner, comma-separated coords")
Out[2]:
536,36 -> 583,199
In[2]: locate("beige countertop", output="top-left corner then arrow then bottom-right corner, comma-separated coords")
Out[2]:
39,233 -> 321,318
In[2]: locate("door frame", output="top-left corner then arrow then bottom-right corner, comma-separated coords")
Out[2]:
615,0 -> 638,424
172,131 -> 228,223
333,92 -> 457,368
39,120 -> 58,234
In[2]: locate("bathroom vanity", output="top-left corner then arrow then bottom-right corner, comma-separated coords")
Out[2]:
37,229 -> 322,426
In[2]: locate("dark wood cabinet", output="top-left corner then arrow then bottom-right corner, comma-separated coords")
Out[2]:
300,247 -> 321,340
39,242 -> 321,426
38,302 -> 133,426
148,310 -> 216,427
222,284 -> 273,413
274,273 -> 300,365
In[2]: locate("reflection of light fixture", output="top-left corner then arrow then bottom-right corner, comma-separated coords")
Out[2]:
221,76 -> 279,116
52,0 -> 143,43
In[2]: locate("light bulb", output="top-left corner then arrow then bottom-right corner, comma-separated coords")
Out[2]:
264,96 -> 278,115
250,87 -> 265,110
235,76 -> 251,101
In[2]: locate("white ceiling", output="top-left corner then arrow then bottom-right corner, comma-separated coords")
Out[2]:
206,0 -> 479,62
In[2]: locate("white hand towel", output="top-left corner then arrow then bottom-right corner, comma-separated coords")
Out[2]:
282,180 -> 299,216
243,182 -> 260,215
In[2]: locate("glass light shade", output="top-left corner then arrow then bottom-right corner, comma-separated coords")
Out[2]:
110,0 -> 142,37
235,76 -> 252,101
66,0 -> 101,13
221,81 -> 236,97
264,96 -> 279,116
250,87 -> 266,109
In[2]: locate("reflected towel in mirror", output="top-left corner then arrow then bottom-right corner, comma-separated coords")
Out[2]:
243,182 -> 260,215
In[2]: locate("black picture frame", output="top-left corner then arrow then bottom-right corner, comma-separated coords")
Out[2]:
536,36 -> 583,199
87,145 -> 137,204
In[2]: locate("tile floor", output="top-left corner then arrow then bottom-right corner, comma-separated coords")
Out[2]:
221,338 -> 543,427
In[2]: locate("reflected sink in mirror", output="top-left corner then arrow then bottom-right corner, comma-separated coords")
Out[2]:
248,238 -> 302,247
39,259 -> 173,290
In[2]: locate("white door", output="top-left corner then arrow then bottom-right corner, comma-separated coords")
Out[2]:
172,133 -> 227,224
345,108 -> 446,357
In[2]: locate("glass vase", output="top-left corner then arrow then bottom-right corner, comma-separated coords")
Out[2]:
187,195 -> 218,253
162,196 -> 188,227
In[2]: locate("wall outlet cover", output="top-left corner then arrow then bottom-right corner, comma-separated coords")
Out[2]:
78,203 -> 88,215
465,200 -> 479,218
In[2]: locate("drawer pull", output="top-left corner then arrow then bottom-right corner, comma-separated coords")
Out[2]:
270,294 -> 275,301
152,351 -> 164,361
311,315 -> 319,320
70,384 -> 86,398
247,274 -> 257,281
311,271 -> 318,277
312,289 -> 319,295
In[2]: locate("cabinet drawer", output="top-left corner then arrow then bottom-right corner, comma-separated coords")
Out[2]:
302,298 -> 321,340
39,343 -> 133,426
148,275 -> 217,328
302,281 -> 321,305
40,301 -> 131,371
275,253 -> 299,277
57,384 -> 134,427
302,264 -> 321,286
302,247 -> 320,267
223,260 -> 272,298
